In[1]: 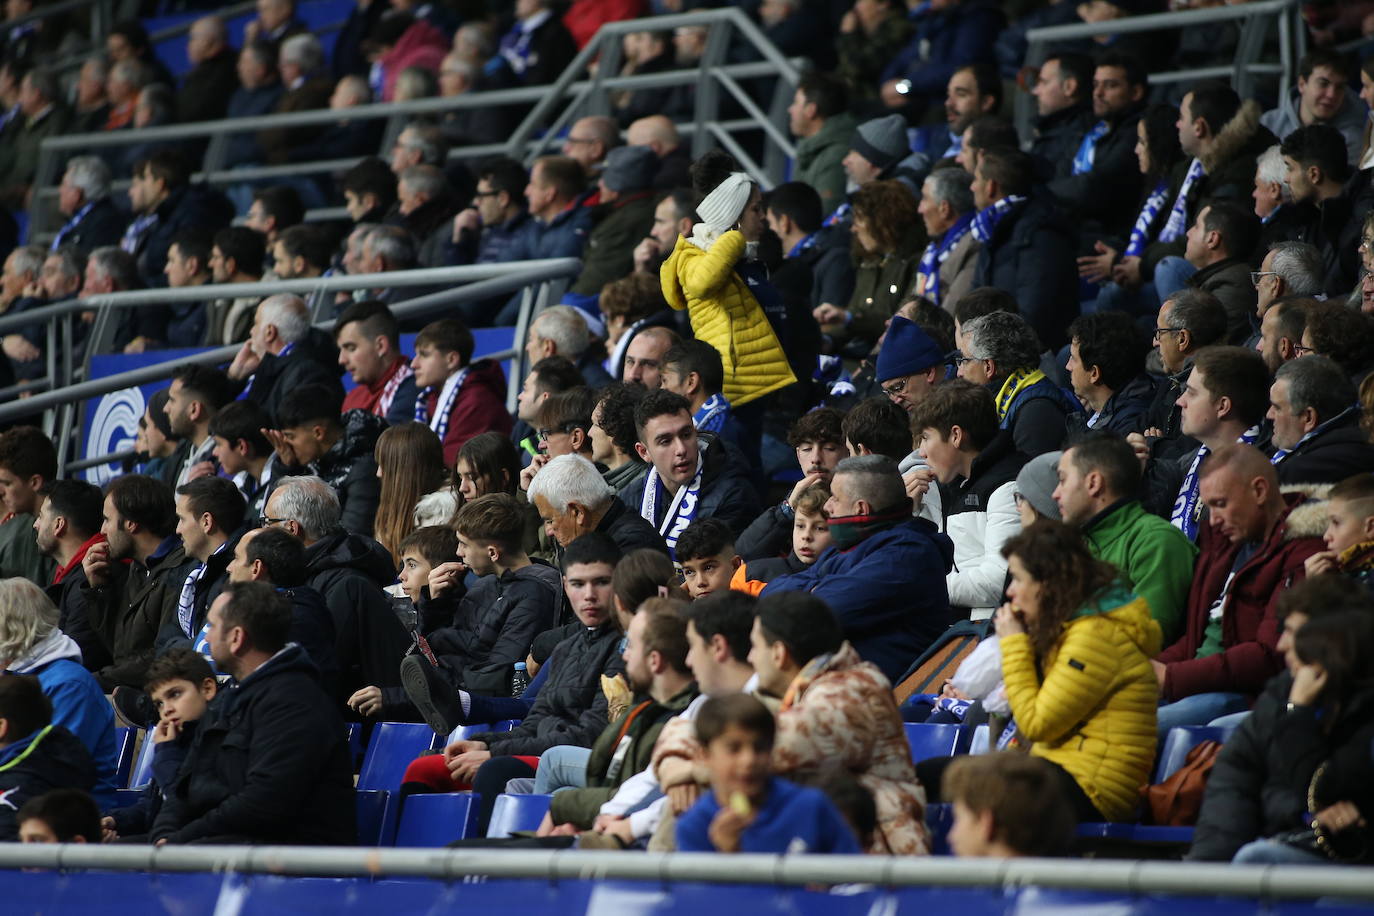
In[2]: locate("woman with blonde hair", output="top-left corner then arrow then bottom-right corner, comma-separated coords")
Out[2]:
374,422 -> 447,563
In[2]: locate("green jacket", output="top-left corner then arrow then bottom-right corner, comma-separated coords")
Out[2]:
795,113 -> 857,215
842,244 -> 924,345
548,682 -> 698,829
0,104 -> 71,204
0,513 -> 53,584
571,192 -> 657,296
1082,499 -> 1197,645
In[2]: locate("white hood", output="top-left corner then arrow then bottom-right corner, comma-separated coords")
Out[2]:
8,628 -> 82,673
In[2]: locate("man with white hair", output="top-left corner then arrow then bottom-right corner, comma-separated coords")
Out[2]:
258,33 -> 333,165
51,157 -> 124,253
527,454 -> 668,556
178,15 -> 237,123
263,476 -> 411,696
525,305 -> 610,387
1253,240 -> 1323,324
228,294 -> 342,419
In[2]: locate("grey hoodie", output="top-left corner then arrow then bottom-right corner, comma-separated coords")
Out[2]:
1259,88 -> 1367,166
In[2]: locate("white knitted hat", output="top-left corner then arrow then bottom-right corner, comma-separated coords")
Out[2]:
695,172 -> 753,232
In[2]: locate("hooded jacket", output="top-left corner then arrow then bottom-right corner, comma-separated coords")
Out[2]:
1001,586 -> 1162,822
9,630 -> 118,806
418,358 -> 513,466
151,644 -> 356,845
763,517 -> 956,683
1260,88 -> 1366,168
938,431 -> 1026,617
307,408 -> 385,537
617,433 -> 762,539
82,536 -> 197,691
1156,490 -> 1326,702
1082,499 -> 1198,645
0,724 -> 97,841
1274,411 -> 1374,487
304,530 -> 412,695
773,642 -> 929,855
660,230 -> 797,407
972,193 -> 1079,351
1191,672 -> 1374,863
795,112 -> 858,214
469,621 -> 626,756
242,327 -> 344,424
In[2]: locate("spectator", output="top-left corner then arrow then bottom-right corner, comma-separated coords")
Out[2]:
524,305 -> 608,389
372,422 -> 446,564
1155,445 -> 1326,731
178,16 -> 237,124
1304,473 -> 1374,591
913,376 -> 1026,616
879,0 -> 1004,120
150,581 -> 355,845
1139,289 -> 1227,451
244,0 -> 307,48
120,150 -> 234,288
18,789 -> 102,845
842,396 -> 914,460
71,57 -> 109,133
1261,50 -> 1365,168
446,159 -> 530,284
1269,356 -> 1374,485
763,182 -> 855,313
1047,50 -> 1149,241
675,518 -> 741,601
228,294 -> 342,422
737,409 -> 845,562
395,166 -> 458,270
620,390 -> 760,549
245,185 -> 304,253
0,676 -> 97,842
492,0 -> 576,88
103,59 -> 147,132
626,115 -> 690,191
528,453 -> 668,556
224,42 -> 283,166
1190,578 -> 1374,863
957,311 -> 1074,457
1256,295 -> 1315,375
562,0 -> 645,50
943,752 -> 1076,857
50,157 -> 124,254
660,339 -> 740,443
341,157 -> 396,226
661,164 -> 795,408
1028,52 -> 1092,171
34,480 -> 111,672
1253,241 -> 1323,330
969,147 -> 1077,350
606,278 -> 676,380
990,522 -> 1161,821
533,388 -> 599,462
257,34 -> 334,166
566,146 -> 658,307
81,475 -> 197,692
0,428 -> 55,584
1055,433 -> 1198,643
752,591 -> 928,854
262,476 -> 411,697
508,156 -> 594,268
271,384 -> 384,536
0,69 -> 68,210
632,188 -> 695,278
389,120 -> 448,177
787,73 -> 856,214
131,230 -> 215,351
515,357 -> 583,461
1155,199 -> 1261,344
0,579 -> 117,806
286,75 -> 382,165
209,401 -> 279,522
410,318 -> 512,464
335,300 -> 419,427
561,115 -> 620,179
591,383 -> 650,494
154,477 -> 245,661
1065,311 -> 1156,435
1299,301 -> 1374,380
611,31 -> 676,127
163,365 -> 233,489
369,14 -> 448,103
733,481 -> 833,593
913,167 -> 978,308
1281,124 -> 1366,294
763,455 -> 953,682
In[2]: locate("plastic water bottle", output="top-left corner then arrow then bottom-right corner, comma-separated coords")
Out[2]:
510,661 -> 530,697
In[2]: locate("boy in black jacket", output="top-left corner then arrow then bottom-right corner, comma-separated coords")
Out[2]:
0,676 -> 97,842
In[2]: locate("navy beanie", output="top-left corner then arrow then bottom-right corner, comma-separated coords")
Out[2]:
875,316 -> 945,382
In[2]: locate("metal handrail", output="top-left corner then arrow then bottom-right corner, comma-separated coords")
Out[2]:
0,846 -> 1370,900
1026,0 -> 1299,42
6,0 -> 107,30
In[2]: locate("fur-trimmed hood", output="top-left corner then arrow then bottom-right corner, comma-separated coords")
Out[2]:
1279,484 -> 1329,541
1200,100 -> 1263,173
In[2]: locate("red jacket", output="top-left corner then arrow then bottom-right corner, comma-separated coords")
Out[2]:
1157,491 -> 1325,702
421,359 -> 513,465
562,0 -> 646,49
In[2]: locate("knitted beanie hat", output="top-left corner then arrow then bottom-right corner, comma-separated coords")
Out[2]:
1015,450 -> 1064,522
850,114 -> 910,173
601,145 -> 657,192
695,171 -> 753,232
875,315 -> 945,383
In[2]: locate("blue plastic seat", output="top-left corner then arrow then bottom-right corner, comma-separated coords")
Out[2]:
903,722 -> 966,762
1154,725 -> 1234,782
486,793 -> 552,839
356,789 -> 389,846
113,727 -> 137,788
356,722 -> 442,846
346,722 -> 363,771
128,731 -> 157,789
924,802 -> 955,855
394,793 -> 480,847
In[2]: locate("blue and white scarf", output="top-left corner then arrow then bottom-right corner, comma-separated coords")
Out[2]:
51,201 -> 95,251
641,453 -> 704,559
970,196 -> 1026,244
176,542 -> 228,637
1072,120 -> 1111,175
916,211 -> 974,304
693,393 -> 731,435
1124,178 -> 1171,258
1159,158 -> 1205,243
120,212 -> 159,254
498,9 -> 553,77
786,232 -> 818,260
1170,425 -> 1260,541
1271,406 -> 1357,464
415,366 -> 469,442
239,342 -> 293,401
823,201 -> 851,229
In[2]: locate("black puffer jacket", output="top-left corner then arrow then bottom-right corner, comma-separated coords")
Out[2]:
1273,410 -> 1374,487
245,327 -> 344,424
617,433 -> 762,539
305,531 -> 411,694
0,725 -> 96,841
310,409 -> 385,537
595,496 -> 671,557
1191,673 -> 1374,863
151,645 -> 356,845
470,622 -> 626,756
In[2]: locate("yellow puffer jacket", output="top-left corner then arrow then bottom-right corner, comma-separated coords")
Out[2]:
1000,586 -> 1162,822
660,230 -> 796,407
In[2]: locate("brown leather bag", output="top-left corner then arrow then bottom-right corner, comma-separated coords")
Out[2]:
1140,739 -> 1223,826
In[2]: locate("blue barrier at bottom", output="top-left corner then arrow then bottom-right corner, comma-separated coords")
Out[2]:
1,872 -> 1370,915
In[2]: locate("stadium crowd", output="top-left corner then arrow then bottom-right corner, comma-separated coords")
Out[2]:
0,0 -> 1371,867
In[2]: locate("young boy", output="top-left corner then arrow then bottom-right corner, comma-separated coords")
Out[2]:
394,525 -> 461,606
676,518 -> 742,601
208,400 -> 278,523
102,650 -> 218,842
1305,472 -> 1374,593
18,789 -> 102,843
943,752 -> 1075,858
410,318 -> 512,465
735,409 -> 845,561
675,694 -> 859,854
731,483 -> 831,595
0,675 -> 97,842
396,493 -> 565,727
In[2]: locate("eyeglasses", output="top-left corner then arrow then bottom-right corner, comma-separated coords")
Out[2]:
471,190 -> 500,199
1152,327 -> 1182,340
954,356 -> 985,367
1249,270 -> 1277,288
1292,343 -> 1316,355
880,377 -> 908,397
537,422 -> 585,440
261,516 -> 289,527
563,136 -> 596,145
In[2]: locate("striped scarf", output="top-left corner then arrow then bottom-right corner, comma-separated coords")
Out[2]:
993,368 -> 1045,421
1124,179 -> 1171,258
916,211 -> 974,304
1159,158 -> 1205,243
1072,120 -> 1111,175
970,196 -> 1026,244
